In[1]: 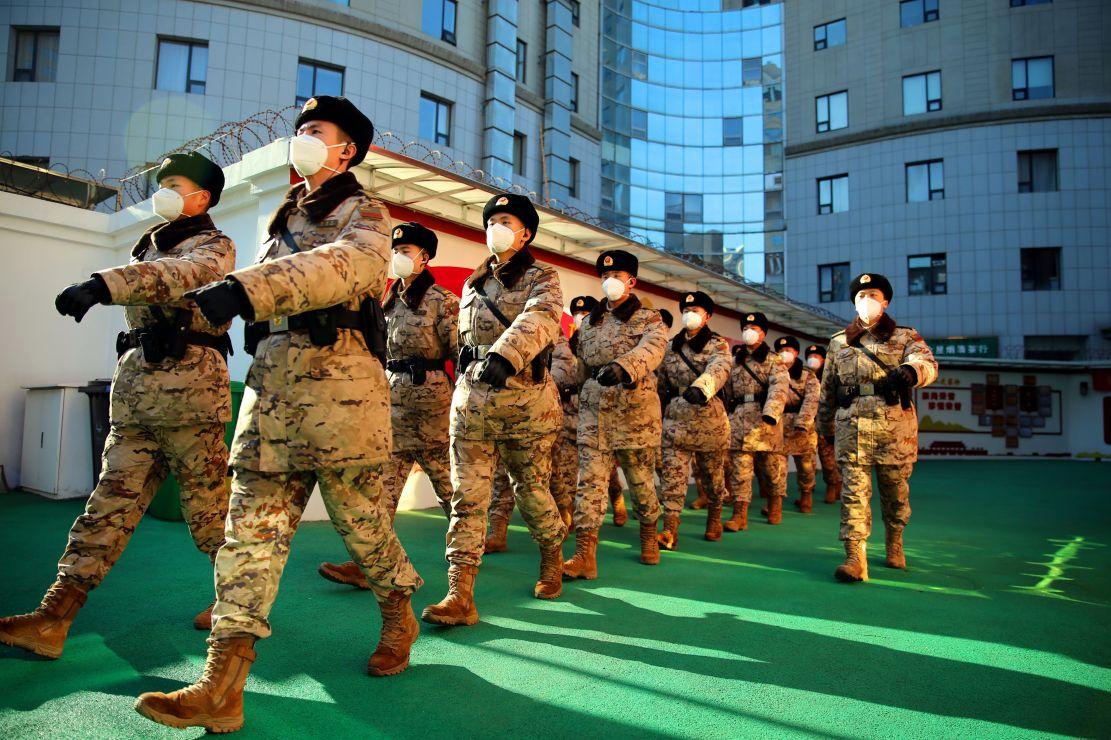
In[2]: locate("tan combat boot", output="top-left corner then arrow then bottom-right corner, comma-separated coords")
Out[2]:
885,528 -> 907,569
834,540 -> 869,583
824,480 -> 841,504
421,564 -> 479,626
194,600 -> 216,631
766,495 -> 783,525
611,493 -> 628,527
535,543 -> 564,599
0,580 -> 88,659
134,636 -> 256,733
795,489 -> 813,514
557,505 -> 573,542
657,513 -> 680,551
562,530 -> 598,580
368,591 -> 420,676
317,560 -> 371,589
723,500 -> 749,532
640,520 -> 660,565
484,517 -> 509,554
704,501 -> 723,541
689,484 -> 708,510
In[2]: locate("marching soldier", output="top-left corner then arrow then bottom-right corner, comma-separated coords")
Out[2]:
422,192 -> 566,627
318,221 -> 459,589
818,272 -> 937,583
135,96 -> 422,733
805,344 -> 842,503
723,312 -> 789,529
563,252 -> 667,580
773,336 -> 821,514
656,292 -> 732,549
0,152 -> 234,660
483,463 -> 516,553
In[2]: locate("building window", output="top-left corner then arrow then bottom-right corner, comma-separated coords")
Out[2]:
571,72 -> 579,113
156,38 -> 207,94
908,253 -> 947,295
296,59 -> 343,106
419,92 -> 452,146
1011,0 -> 1052,6
903,71 -> 941,114
516,40 -> 527,84
906,160 -> 944,202
818,262 -> 851,303
665,192 -> 702,225
568,157 -> 579,198
631,109 -> 647,139
513,131 -> 527,176
1020,247 -> 1061,291
1017,149 -> 1058,192
813,19 -> 846,51
12,28 -> 60,82
422,0 -> 457,45
742,57 -> 762,87
817,174 -> 848,214
1012,57 -> 1054,100
722,117 -> 743,146
631,50 -> 648,81
570,0 -> 581,27
900,0 -> 939,28
815,91 -> 847,133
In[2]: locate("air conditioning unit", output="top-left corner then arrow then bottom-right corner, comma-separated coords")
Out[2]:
21,385 -> 94,499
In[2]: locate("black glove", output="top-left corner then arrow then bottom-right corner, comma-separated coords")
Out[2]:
185,279 -> 252,326
55,277 -> 109,323
596,362 -> 629,387
761,414 -> 778,426
895,364 -> 918,389
824,435 -> 836,445
682,386 -> 708,406
558,384 -> 576,402
478,353 -> 515,389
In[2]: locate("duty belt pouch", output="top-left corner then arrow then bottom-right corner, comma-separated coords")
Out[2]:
305,309 -> 339,347
358,297 -> 388,364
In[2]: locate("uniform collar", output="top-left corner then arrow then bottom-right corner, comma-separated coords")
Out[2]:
133,213 -> 217,257
846,313 -> 896,346
733,342 -> 770,364
673,324 -> 713,354
788,357 -> 804,380
588,293 -> 641,326
267,171 -> 362,234
468,247 -> 536,291
384,269 -> 436,312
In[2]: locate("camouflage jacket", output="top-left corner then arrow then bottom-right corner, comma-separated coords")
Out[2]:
552,332 -> 585,442
782,360 -> 821,455
817,314 -> 938,465
575,295 -> 667,451
451,247 -> 563,441
727,343 -> 789,452
658,326 -> 732,452
96,214 -> 235,427
229,172 -> 394,472
383,269 -> 459,452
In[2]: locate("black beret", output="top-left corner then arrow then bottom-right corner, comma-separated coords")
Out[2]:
155,152 -> 224,207
849,272 -> 893,303
570,295 -> 599,314
774,336 -> 800,353
679,291 -> 714,315
295,96 -> 374,167
659,309 -> 673,328
482,193 -> 539,245
740,311 -> 769,332
596,249 -> 638,277
391,222 -> 438,258
805,344 -> 827,358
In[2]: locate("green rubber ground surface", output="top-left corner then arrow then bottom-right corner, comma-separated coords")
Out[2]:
1,459 -> 1109,738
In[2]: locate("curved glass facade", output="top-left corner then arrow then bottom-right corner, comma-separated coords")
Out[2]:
601,0 -> 784,287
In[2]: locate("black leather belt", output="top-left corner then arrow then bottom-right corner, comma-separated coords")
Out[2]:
116,329 -> 230,357
245,309 -> 362,345
386,358 -> 446,373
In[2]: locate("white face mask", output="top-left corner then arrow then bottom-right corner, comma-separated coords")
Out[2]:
486,222 -> 523,254
806,356 -> 823,370
573,313 -> 586,329
855,295 -> 884,324
779,351 -> 796,364
391,252 -> 416,280
741,328 -> 760,346
151,187 -> 201,221
289,134 -> 350,178
601,277 -> 628,302
682,311 -> 702,331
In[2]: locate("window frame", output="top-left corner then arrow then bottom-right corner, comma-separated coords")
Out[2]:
156,37 -> 209,94
1017,149 -> 1058,193
516,39 -> 527,84
818,262 -> 851,304
1020,247 -> 1062,291
513,131 -> 527,177
570,0 -> 581,27
902,70 -> 942,115
817,173 -> 848,215
419,92 -> 453,147
907,252 -> 948,295
900,0 -> 939,28
296,58 -> 345,107
12,27 -> 60,83
813,18 -> 846,51
1012,56 -> 1054,101
815,90 -> 847,133
905,159 -> 945,202
568,157 -> 580,198
570,71 -> 579,113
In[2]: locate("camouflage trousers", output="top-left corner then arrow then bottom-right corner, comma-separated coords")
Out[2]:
446,433 -> 565,568
575,446 -> 658,531
839,463 -> 913,542
817,436 -> 841,489
210,465 -> 422,641
659,446 -> 726,516
725,451 -> 786,504
488,462 -> 514,523
382,446 -> 453,518
57,423 -> 228,587
790,453 -> 817,497
491,440 -> 621,524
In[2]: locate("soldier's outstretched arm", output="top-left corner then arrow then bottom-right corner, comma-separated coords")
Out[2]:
761,356 -> 790,423
797,370 -> 822,429
438,290 -> 461,363
230,200 -> 391,322
816,338 -> 840,438
690,336 -> 731,399
487,266 -> 562,372
901,330 -> 939,388
611,312 -> 668,383
96,234 -> 236,307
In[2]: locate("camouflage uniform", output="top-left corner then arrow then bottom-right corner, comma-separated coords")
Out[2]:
212,172 -> 421,642
447,247 -> 565,568
781,360 -> 821,500
573,296 -> 667,530
817,314 -> 938,543
725,344 -> 789,505
59,214 -> 235,587
657,327 -> 732,517
381,269 -> 459,516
